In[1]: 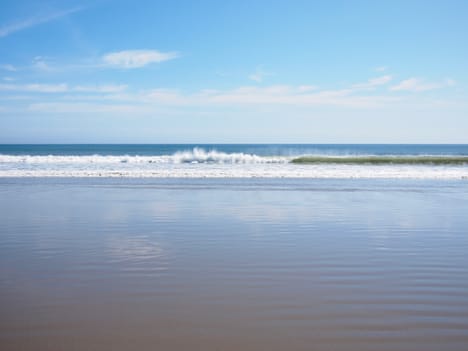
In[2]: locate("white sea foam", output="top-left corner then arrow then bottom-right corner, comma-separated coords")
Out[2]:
1,148 -> 468,179
0,148 -> 289,164
0,164 -> 467,179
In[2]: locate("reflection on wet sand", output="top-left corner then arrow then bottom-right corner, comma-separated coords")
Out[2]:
1,179 -> 468,351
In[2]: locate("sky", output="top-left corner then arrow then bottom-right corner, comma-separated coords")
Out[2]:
0,0 -> 467,143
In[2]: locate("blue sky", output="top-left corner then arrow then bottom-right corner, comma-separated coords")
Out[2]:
0,0 -> 467,143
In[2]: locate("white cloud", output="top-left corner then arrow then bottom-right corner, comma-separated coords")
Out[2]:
390,78 -> 455,92
22,86 -> 402,115
248,66 -> 273,82
352,75 -> 392,89
73,84 -> 127,93
0,83 -> 127,94
28,102 -> 146,114
31,56 -> 55,72
0,64 -> 17,71
102,50 -> 179,68
367,75 -> 393,86
145,85 -> 399,108
10,82 -> 401,114
0,7 -> 82,38
374,66 -> 388,72
3,73 -> 459,115
297,85 -> 318,92
0,83 -> 68,93
248,72 -> 263,82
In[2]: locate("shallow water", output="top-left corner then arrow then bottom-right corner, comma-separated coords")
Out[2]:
1,178 -> 468,351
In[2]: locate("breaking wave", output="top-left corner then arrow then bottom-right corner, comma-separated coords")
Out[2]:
291,155 -> 468,165
1,148 -> 468,179
0,148 -> 289,164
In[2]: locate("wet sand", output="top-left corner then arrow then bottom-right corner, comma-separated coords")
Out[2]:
1,178 -> 468,350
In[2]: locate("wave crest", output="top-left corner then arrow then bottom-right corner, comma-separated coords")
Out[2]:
0,148 -> 288,164
171,148 -> 286,164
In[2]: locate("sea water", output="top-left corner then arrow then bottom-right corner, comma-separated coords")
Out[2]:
1,144 -> 468,178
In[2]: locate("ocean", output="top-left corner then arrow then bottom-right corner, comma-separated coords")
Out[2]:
1,144 -> 468,178
1,144 -> 468,350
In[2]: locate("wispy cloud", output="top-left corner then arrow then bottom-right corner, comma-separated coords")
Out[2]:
102,50 -> 179,69
0,50 -> 179,73
0,83 -> 127,93
73,84 -> 127,93
0,83 -> 68,93
390,78 -> 455,92
0,7 -> 82,38
28,102 -> 145,114
0,64 -> 17,71
32,56 -> 54,72
2,58 -> 59,73
22,85 -> 402,115
2,73 -> 459,115
352,75 -> 393,89
144,84 -> 399,108
248,66 -> 273,82
374,66 -> 388,72
297,85 -> 318,92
